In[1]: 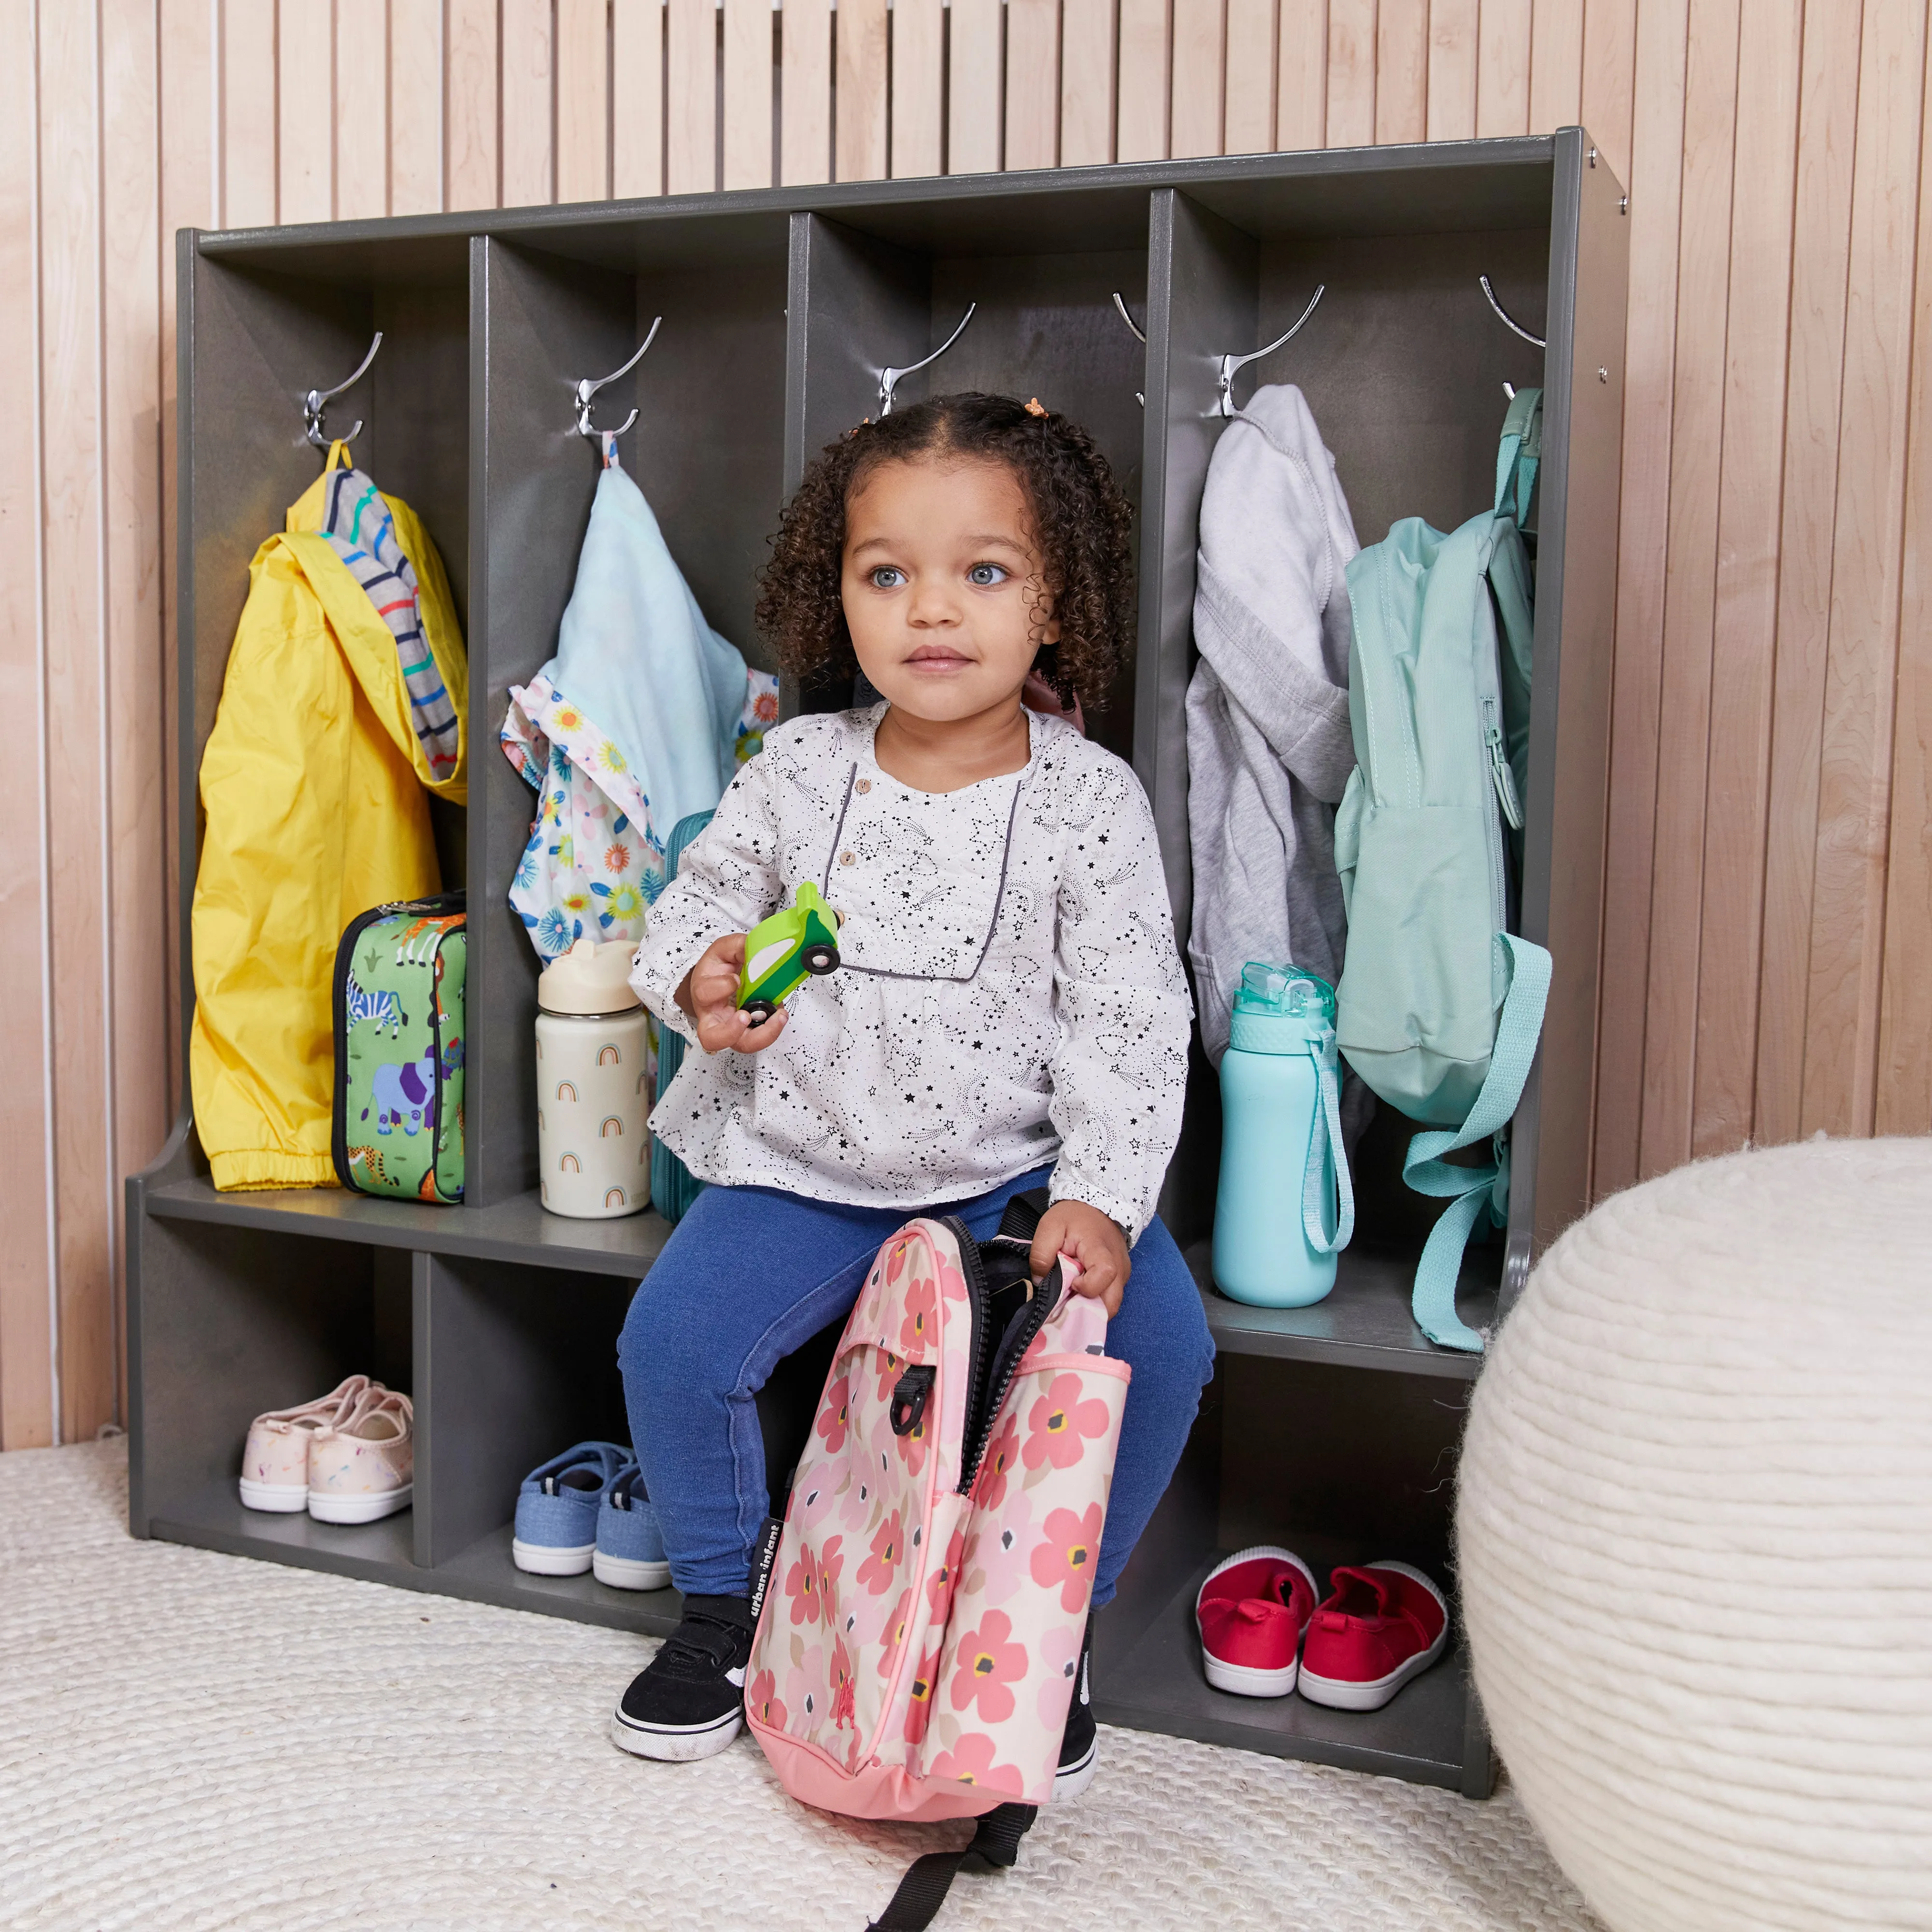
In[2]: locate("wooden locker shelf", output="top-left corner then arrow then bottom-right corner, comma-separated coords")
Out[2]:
132,138 -> 1628,1803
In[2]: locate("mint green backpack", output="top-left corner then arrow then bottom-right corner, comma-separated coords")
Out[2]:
1333,390 -> 1551,1353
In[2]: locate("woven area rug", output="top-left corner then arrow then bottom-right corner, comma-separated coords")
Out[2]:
0,1442 -> 1600,1932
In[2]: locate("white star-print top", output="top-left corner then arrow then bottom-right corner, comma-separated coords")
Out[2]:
629,704 -> 1193,1243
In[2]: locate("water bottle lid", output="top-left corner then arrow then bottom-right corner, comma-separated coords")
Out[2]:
1233,963 -> 1335,1021
538,936 -> 642,1015
1227,963 -> 1336,1057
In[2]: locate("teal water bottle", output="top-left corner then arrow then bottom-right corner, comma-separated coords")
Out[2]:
1212,964 -> 1355,1307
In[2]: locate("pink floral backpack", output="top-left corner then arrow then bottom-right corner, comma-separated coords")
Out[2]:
744,1191 -> 1129,1925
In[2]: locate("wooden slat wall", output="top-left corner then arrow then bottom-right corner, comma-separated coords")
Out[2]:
4,0 -> 1929,1447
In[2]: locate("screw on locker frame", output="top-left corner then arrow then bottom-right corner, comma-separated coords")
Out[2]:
1620,195 -> 1630,214
1589,146 -> 1598,167
1599,368 -> 1609,383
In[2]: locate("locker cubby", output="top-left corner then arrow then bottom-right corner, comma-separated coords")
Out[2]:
783,205 -> 1151,750
129,1206 -> 414,1578
135,140 -> 1628,1797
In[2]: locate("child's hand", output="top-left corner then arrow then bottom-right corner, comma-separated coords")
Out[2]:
675,934 -> 790,1055
1030,1199 -> 1131,1318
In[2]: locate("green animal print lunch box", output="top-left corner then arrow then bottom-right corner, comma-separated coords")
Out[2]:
331,892 -> 467,1203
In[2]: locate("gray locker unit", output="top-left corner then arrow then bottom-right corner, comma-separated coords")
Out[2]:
130,134 -> 1628,1799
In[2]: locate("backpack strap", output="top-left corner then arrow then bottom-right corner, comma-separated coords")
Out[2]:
1400,933 -> 1551,1352
1493,387 -> 1543,525
865,1802 -> 1037,1931
1301,1025 -> 1355,1256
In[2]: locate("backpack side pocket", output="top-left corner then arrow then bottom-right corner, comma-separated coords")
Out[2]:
923,1350 -> 1128,1806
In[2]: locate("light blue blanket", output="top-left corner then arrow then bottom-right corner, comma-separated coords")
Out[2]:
539,461 -> 754,828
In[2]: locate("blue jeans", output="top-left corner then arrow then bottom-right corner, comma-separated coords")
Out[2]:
618,1167 -> 1216,1605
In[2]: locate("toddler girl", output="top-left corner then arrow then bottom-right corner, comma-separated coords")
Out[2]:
612,393 -> 1215,1791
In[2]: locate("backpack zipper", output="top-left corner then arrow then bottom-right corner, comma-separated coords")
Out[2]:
958,1278 -> 1061,1493
941,1220 -> 1064,1493
1477,694 -> 1512,937
943,1217 -> 994,1484
1483,698 -> 1523,830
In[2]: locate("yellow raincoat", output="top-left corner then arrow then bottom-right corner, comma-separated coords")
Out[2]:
190,445 -> 468,1190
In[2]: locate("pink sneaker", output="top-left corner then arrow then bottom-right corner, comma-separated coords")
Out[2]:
1296,1561 -> 1449,1711
239,1375 -> 374,1512
307,1388 -> 414,1523
1194,1546 -> 1319,1697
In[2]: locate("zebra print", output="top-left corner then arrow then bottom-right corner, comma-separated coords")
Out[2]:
345,972 -> 405,1038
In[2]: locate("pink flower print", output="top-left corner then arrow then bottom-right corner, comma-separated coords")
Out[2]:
815,1374 -> 852,1455
830,1635 -> 857,1729
974,1411 -> 1022,1511
838,1471 -> 877,1532
878,1588 -> 913,1679
871,1350 -> 904,1405
747,1667 -> 788,1731
885,1239 -> 910,1287
898,1275 -> 938,1354
817,1534 -> 846,1623
603,838 -> 631,874
786,1644 -> 824,1728
949,1609 -> 1028,1723
856,1510 -> 904,1595
785,1546 -> 822,1627
926,1525 -> 965,1621
903,1644 -> 943,1744
893,1408 -> 928,1479
1037,1620 -> 1083,1727
936,1256 -> 968,1304
1022,1374 -> 1111,1472
962,1494 -> 1035,1608
927,1731 -> 1026,1798
1029,1503 -> 1104,1614
754,688 -> 779,724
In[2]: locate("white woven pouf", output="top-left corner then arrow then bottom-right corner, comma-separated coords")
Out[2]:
1457,1136 -> 1932,1931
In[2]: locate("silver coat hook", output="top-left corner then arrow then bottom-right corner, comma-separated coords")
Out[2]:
878,303 -> 976,416
1215,286 -> 1324,417
1480,275 -> 1546,350
304,332 -> 383,449
1112,294 -> 1148,408
576,317 -> 662,440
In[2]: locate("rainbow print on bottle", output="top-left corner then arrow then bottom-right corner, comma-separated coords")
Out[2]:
534,937 -> 652,1220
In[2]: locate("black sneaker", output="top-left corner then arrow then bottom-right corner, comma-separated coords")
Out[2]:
610,1594 -> 753,1762
1055,1614 -> 1097,1799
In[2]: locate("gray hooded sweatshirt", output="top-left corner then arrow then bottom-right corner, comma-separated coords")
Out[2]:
1187,384 -> 1360,1065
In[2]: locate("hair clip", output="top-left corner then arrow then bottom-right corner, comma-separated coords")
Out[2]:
1024,398 -> 1049,417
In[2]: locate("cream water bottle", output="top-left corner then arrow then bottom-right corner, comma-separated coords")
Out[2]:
536,938 -> 652,1219
1212,964 -> 1355,1307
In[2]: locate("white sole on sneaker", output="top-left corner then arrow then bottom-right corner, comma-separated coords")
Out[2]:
1195,1544 -> 1320,1697
610,1706 -> 742,1762
307,1484 -> 412,1524
593,1549 -> 671,1591
1054,1737 -> 1097,1800
238,1478 -> 309,1513
1202,1653 -> 1298,1698
1296,1558 -> 1449,1712
513,1537 -> 596,1576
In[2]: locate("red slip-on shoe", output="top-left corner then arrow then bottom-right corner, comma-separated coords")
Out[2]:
1194,1546 -> 1320,1697
1296,1560 -> 1449,1711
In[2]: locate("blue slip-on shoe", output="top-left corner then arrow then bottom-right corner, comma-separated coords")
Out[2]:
512,1441 -> 629,1575
594,1461 -> 672,1591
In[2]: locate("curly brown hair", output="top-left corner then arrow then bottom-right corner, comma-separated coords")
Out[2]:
754,392 -> 1135,710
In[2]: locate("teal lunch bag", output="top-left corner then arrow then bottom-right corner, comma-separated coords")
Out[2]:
1332,390 -> 1551,1353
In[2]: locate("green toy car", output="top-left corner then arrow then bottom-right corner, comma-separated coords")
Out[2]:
738,881 -> 843,1023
